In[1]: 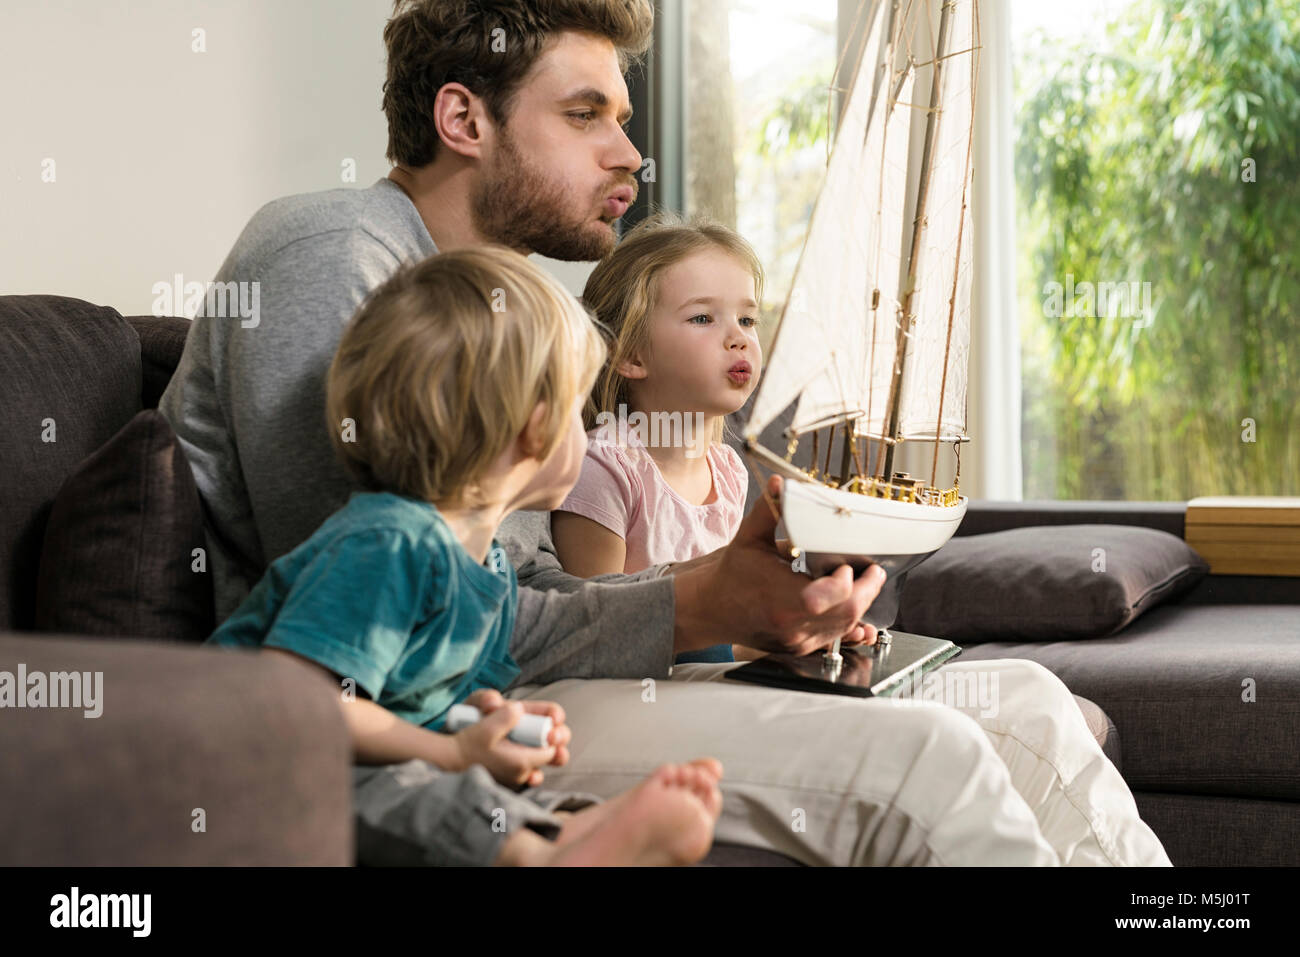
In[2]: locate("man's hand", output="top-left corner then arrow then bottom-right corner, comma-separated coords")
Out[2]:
672,475 -> 886,657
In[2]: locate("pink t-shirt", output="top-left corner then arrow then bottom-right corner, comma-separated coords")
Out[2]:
558,424 -> 748,573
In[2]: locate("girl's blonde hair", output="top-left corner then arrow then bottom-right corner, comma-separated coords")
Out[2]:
581,210 -> 765,444
326,245 -> 605,506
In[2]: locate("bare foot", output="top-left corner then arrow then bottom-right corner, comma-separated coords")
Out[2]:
552,758 -> 723,846
544,760 -> 724,866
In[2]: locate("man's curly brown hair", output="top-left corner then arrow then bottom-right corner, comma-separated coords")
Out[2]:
382,0 -> 654,168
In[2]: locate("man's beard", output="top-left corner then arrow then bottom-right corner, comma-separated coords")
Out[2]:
471,129 -> 624,262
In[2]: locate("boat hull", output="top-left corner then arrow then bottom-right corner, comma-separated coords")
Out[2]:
782,478 -> 968,627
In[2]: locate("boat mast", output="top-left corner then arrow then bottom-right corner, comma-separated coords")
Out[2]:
930,2 -> 978,490
878,0 -> 954,482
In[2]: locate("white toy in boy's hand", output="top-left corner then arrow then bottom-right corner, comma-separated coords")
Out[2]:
446,703 -> 554,748
451,691 -> 570,788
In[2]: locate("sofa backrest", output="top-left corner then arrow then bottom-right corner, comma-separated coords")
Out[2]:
0,296 -> 196,632
124,313 -> 192,409
958,499 -> 1299,604
0,296 -> 145,630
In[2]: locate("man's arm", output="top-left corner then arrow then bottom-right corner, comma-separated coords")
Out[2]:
510,576 -> 677,685
668,477 -> 884,657
498,479 -> 886,687
500,511 -> 676,685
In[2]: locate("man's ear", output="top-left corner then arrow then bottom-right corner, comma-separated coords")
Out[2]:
433,82 -> 491,161
518,402 -> 550,459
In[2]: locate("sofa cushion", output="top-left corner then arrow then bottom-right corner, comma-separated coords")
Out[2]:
0,295 -> 142,630
34,410 -> 214,642
957,604 -> 1300,801
1133,791 -> 1300,867
124,314 -> 191,409
894,524 -> 1209,642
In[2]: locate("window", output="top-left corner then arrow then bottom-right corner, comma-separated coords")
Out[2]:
632,0 -> 843,352
1012,0 -> 1300,499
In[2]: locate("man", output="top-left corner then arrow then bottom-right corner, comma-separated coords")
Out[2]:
162,0 -> 1170,866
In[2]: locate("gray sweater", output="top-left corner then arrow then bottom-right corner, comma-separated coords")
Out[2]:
160,178 -> 675,685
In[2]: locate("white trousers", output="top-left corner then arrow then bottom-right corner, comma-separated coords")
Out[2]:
509,657 -> 1172,866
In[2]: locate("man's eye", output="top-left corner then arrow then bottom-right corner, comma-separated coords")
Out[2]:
570,111 -> 596,125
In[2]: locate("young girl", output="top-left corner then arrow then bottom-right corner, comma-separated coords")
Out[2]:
205,245 -> 723,866
552,213 -> 763,663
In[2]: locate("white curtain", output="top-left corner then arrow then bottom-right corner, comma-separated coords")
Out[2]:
967,0 -> 1023,499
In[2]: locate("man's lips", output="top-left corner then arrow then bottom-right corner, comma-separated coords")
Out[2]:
603,185 -> 635,218
727,360 -> 753,384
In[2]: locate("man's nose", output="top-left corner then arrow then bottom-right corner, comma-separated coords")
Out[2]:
610,126 -> 643,180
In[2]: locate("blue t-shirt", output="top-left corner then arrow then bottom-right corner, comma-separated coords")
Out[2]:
205,491 -> 520,731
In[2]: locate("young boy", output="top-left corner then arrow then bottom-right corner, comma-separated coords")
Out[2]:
204,245 -> 723,866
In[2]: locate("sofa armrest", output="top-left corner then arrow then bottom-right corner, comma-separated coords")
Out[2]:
0,632 -> 352,864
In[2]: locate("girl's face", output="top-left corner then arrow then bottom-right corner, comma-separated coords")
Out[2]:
621,248 -> 763,416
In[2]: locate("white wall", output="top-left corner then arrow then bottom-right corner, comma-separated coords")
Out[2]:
0,0 -> 595,314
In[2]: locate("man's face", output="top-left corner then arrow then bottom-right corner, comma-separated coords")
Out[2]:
471,31 -> 642,261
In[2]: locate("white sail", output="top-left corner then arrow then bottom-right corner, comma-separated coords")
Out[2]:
743,0 -> 891,439
897,0 -> 976,441
856,65 -> 914,438
739,0 -> 981,580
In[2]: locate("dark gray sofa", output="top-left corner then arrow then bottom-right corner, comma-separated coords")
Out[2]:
0,296 -> 353,865
3,294 -> 1288,865
946,501 -> 1300,867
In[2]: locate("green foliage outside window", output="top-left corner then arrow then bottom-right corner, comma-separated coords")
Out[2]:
1017,0 -> 1300,498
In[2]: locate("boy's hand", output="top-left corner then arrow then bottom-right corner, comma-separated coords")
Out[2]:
461,689 -> 571,768
452,699 -> 571,788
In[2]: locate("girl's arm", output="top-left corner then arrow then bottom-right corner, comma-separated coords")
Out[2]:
552,510 -> 628,578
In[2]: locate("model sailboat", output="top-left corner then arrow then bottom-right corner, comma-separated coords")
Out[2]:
744,0 -> 981,603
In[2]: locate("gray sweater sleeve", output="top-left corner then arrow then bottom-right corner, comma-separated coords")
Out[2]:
496,512 -> 677,686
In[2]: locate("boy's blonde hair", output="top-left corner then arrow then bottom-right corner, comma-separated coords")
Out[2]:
580,210 -> 765,443
326,245 -> 606,506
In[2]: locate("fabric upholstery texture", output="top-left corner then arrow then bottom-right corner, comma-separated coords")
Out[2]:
958,603 -> 1300,800
124,314 -> 190,409
0,295 -> 141,630
35,410 -> 214,642
895,524 -> 1210,641
0,631 -> 351,864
